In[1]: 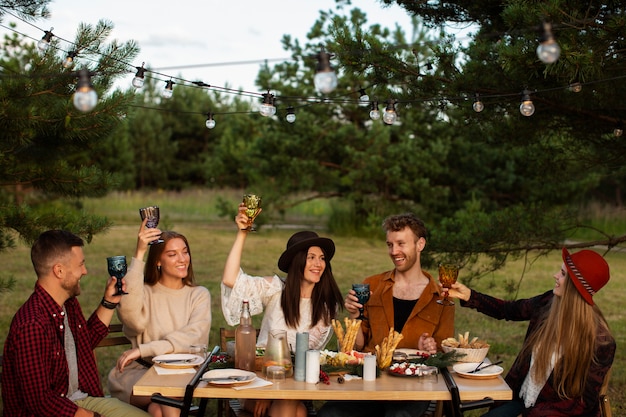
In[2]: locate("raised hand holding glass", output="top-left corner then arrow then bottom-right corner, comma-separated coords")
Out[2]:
242,195 -> 262,232
107,255 -> 128,295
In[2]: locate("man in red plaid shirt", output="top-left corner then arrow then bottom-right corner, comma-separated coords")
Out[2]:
2,230 -> 149,417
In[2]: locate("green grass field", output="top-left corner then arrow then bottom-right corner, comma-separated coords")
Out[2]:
1,189 -> 624,416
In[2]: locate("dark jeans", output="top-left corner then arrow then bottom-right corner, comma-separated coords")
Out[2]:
481,400 -> 525,417
317,400 -> 430,417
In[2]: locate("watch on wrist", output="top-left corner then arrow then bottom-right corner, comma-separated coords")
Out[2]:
100,297 -> 119,310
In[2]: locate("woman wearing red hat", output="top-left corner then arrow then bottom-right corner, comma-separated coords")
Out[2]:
446,248 -> 615,417
221,203 -> 344,417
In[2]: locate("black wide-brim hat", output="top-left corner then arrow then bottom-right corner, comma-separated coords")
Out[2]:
277,231 -> 335,273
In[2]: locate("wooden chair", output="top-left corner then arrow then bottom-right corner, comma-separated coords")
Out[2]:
441,367 -> 494,417
151,345 -> 220,417
96,323 -> 131,348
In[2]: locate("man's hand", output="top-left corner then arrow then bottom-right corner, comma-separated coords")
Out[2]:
344,289 -> 363,319
418,333 -> 437,354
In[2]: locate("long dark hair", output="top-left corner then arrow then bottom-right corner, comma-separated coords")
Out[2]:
144,231 -> 196,287
281,248 -> 343,328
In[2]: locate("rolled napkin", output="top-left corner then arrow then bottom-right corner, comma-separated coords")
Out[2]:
363,354 -> 377,381
294,332 -> 309,381
305,349 -> 320,383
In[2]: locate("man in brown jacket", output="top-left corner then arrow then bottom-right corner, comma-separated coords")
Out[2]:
318,213 -> 454,417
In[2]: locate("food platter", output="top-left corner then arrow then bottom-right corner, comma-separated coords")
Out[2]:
388,362 -> 438,377
453,362 -> 504,380
152,353 -> 204,369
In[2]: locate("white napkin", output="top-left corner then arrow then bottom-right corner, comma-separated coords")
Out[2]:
342,374 -> 362,381
154,365 -> 197,375
233,377 -> 273,390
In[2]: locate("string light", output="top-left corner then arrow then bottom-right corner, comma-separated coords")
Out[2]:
382,99 -> 397,124
205,112 -> 216,129
62,51 -> 77,69
259,91 -> 276,117
132,63 -> 146,88
568,82 -> 582,93
472,93 -> 484,112
286,106 -> 296,123
314,46 -> 338,94
369,100 -> 380,120
614,122 -> 623,137
72,69 -> 98,112
537,22 -> 561,64
358,88 -> 370,107
162,80 -> 175,99
519,89 -> 535,116
37,28 -> 54,53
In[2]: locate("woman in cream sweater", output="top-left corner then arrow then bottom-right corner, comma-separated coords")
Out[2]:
108,219 -> 211,417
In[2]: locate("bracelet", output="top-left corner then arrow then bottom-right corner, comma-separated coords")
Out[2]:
100,297 -> 119,310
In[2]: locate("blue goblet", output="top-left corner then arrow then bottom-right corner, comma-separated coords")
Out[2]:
352,283 -> 370,320
107,255 -> 128,296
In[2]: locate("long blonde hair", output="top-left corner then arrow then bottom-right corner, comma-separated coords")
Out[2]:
520,275 -> 611,398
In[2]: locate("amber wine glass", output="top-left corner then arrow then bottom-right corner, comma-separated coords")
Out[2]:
437,264 -> 459,306
242,194 -> 262,232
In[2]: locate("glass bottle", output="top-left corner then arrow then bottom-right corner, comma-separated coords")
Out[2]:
235,300 -> 256,371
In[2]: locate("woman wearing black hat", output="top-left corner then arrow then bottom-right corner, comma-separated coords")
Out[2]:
446,248 -> 615,417
221,203 -> 343,417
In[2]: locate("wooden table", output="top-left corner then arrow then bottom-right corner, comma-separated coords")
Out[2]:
134,366 -> 512,402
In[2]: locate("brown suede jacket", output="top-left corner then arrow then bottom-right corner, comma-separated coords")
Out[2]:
360,269 -> 455,353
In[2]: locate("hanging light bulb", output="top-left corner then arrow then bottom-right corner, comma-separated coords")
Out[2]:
286,106 -> 296,123
37,28 -> 54,53
358,88 -> 370,107
62,51 -> 77,69
259,91 -> 276,117
472,93 -> 484,113
72,69 -> 98,112
382,99 -> 397,125
369,100 -> 380,120
536,22 -> 561,64
132,63 -> 146,88
314,46 -> 338,94
568,82 -> 582,93
162,80 -> 175,99
519,90 -> 535,117
205,112 -> 216,129
614,122 -> 623,137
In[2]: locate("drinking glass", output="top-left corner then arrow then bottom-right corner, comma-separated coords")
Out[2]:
107,255 -> 128,296
437,264 -> 459,306
242,194 -> 262,232
139,206 -> 164,244
352,283 -> 370,320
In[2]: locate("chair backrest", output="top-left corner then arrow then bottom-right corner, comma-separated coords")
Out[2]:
220,327 -> 236,351
97,323 -> 131,348
600,368 -> 612,417
441,367 -> 494,417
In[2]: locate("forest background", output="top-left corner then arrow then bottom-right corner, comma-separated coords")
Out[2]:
1,0 -> 625,414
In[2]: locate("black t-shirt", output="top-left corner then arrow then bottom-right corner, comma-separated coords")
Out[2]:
393,297 -> 418,333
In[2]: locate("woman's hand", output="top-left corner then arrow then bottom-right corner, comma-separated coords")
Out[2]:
418,332 -> 437,354
135,218 -> 161,259
444,281 -> 472,302
253,399 -> 272,417
116,347 -> 141,372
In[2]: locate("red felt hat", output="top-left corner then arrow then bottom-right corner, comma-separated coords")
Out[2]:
562,248 -> 610,305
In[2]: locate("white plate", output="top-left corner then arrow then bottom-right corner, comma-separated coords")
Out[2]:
202,368 -> 256,386
453,362 -> 504,380
152,353 -> 204,369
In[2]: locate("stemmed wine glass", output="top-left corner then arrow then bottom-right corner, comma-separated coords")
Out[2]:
352,283 -> 370,320
437,264 -> 459,306
242,194 -> 262,232
107,255 -> 128,296
139,206 -> 164,244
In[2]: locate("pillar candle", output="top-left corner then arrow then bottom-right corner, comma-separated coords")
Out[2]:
363,354 -> 377,381
294,332 -> 309,381
305,350 -> 320,383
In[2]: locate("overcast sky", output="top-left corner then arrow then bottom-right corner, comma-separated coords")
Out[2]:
2,0 -> 415,93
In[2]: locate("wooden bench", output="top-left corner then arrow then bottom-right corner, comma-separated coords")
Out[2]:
97,322 -> 131,348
